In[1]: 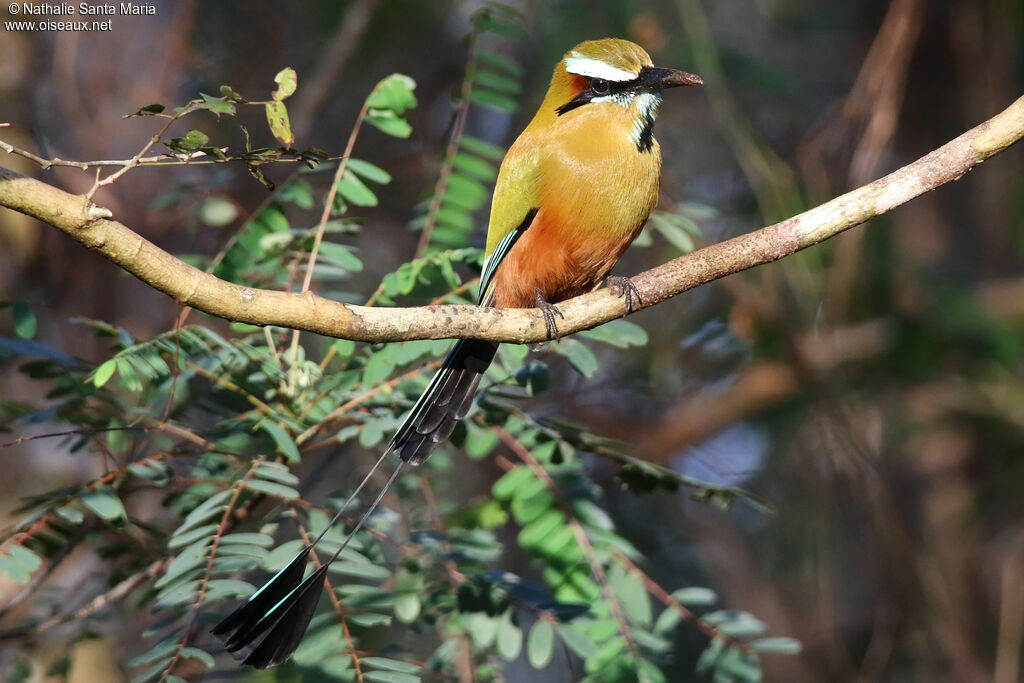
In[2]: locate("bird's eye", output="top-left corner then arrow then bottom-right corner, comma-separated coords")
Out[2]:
590,78 -> 610,95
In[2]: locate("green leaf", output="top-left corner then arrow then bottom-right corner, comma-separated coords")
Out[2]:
81,485 -> 126,521
554,339 -> 599,378
219,85 -> 244,101
278,177 -> 315,208
649,212 -> 697,253
704,610 -> 766,638
0,545 -> 42,584
168,523 -> 219,549
584,636 -> 626,675
292,621 -> 345,666
199,93 -> 236,116
12,302 -> 36,339
176,489 -> 232,535
496,610 -> 522,661
205,579 -> 257,601
349,612 -> 392,628
469,89 -> 518,113
264,539 -> 306,571
362,348 -> 396,386
460,135 -> 506,161
492,465 -> 535,500
167,129 -> 209,152
394,592 -> 421,623
510,489 -> 553,525
347,158 -> 392,184
258,204 -> 290,232
696,637 -> 726,675
0,553 -> 30,583
452,152 -> 498,182
527,620 -> 554,668
198,197 -> 237,227
272,67 -> 297,101
365,111 -> 412,138
672,586 -> 718,606
244,479 -> 299,500
578,319 -> 648,348
254,461 -> 300,486
654,606 -> 683,635
328,560 -> 391,580
127,638 -> 178,666
128,103 -> 165,117
265,101 -> 294,146
477,50 -> 524,77
337,171 -> 378,207
478,13 -> 527,39
750,637 -> 802,654
714,646 -> 762,681
637,658 -> 668,683
220,532 -> 275,547
363,672 -> 419,683
260,422 -> 301,462
56,506 -> 84,524
362,658 -> 420,674
518,509 -> 564,550
333,339 -> 356,358
359,418 -> 387,448
92,359 -> 118,387
465,423 -> 499,459
618,568 -> 652,627
365,74 -> 417,114
556,624 -> 597,659
444,175 -> 488,210
472,69 -> 520,94
318,242 -> 364,273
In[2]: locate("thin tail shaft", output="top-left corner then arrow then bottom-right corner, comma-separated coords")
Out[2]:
212,338 -> 497,667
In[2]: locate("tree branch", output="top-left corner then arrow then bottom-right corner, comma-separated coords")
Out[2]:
0,96 -> 1021,344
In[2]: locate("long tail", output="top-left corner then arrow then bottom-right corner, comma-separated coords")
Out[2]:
211,338 -> 498,668
390,338 -> 498,464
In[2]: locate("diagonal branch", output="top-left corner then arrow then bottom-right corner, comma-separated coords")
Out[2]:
0,96 -> 1021,345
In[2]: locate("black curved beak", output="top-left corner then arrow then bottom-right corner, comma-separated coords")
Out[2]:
639,66 -> 704,90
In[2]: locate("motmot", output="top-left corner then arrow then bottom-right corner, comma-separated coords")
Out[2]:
213,38 -> 702,668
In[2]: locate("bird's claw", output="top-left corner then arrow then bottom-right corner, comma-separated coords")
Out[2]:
535,287 -> 564,341
606,276 -> 642,314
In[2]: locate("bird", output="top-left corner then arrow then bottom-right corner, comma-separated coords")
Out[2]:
211,38 -> 702,668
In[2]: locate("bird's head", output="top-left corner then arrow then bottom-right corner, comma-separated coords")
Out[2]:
538,38 -> 702,152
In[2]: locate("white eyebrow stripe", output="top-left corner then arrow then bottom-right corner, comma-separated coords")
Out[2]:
564,52 -> 636,82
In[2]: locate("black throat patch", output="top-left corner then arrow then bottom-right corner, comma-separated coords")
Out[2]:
637,111 -> 655,153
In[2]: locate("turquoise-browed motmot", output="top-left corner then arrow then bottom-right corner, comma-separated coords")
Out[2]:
213,38 -> 702,668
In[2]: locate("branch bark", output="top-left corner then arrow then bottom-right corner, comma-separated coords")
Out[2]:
1,95 -> 1021,344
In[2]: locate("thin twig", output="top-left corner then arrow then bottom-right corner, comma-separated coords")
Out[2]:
85,104 -> 198,200
286,99 -> 371,395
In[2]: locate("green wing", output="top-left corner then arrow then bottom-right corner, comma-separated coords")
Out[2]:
479,138 -> 541,303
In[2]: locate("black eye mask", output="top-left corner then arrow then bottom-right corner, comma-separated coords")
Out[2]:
556,75 -> 638,116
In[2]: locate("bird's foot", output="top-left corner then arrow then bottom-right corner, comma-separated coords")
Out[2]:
535,287 -> 564,341
605,276 -> 642,315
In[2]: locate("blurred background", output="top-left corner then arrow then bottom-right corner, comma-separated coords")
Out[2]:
1,0 -> 1023,681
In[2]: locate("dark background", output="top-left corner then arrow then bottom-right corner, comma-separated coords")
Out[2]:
1,0 -> 1022,681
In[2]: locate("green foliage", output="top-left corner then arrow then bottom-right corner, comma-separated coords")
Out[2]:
411,6 -> 527,254
0,10 -> 796,682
